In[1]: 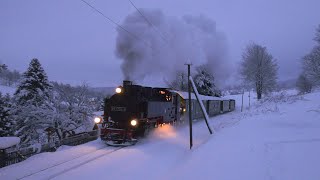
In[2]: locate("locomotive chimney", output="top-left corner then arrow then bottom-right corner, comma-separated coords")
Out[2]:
123,80 -> 132,87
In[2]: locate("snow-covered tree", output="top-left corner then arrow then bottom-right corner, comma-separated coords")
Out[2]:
15,59 -> 52,106
0,69 -> 21,86
314,24 -> 320,44
52,83 -> 95,139
193,65 -> 220,96
13,58 -> 54,144
0,64 -> 8,73
296,74 -> 313,94
240,43 -> 278,100
166,70 -> 188,91
0,93 -> 14,137
302,25 -> 320,86
302,46 -> 320,85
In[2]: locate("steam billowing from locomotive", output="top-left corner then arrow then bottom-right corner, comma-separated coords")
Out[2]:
115,9 -> 231,86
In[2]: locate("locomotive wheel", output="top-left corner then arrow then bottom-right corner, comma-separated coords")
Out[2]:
137,122 -> 153,137
143,124 -> 152,137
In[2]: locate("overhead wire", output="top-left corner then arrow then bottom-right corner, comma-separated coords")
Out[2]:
80,0 -> 153,49
127,0 -> 169,43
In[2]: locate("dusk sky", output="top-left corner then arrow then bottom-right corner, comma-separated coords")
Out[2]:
1,0 -> 319,87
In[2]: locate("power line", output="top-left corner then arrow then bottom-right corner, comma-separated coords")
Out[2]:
80,0 -> 152,48
128,0 -> 169,43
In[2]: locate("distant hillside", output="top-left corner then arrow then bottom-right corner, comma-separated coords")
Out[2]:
0,85 -> 16,95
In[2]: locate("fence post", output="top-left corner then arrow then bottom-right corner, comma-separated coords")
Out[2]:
0,149 -> 5,168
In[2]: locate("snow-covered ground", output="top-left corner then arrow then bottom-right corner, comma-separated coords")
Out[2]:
0,85 -> 16,95
1,90 -> 319,180
0,137 -> 20,149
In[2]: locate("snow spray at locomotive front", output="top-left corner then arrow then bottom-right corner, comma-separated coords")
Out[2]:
95,80 -> 235,146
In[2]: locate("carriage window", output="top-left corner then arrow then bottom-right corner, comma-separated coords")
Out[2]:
159,90 -> 166,95
165,94 -> 171,101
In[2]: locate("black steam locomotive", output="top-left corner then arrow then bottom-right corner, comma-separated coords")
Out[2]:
98,81 -> 235,146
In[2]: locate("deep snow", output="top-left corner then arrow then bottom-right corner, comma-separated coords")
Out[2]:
0,90 -> 319,180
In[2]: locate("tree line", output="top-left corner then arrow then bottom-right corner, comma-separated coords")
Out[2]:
297,25 -> 320,93
0,59 -> 105,146
0,64 -> 21,86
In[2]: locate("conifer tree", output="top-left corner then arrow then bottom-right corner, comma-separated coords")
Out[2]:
0,93 -> 13,137
13,58 -> 53,144
193,65 -> 220,96
15,59 -> 52,106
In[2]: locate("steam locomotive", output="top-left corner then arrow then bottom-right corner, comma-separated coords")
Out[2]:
97,81 -> 235,146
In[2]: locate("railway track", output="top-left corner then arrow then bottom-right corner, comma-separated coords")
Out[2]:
17,146 -> 124,180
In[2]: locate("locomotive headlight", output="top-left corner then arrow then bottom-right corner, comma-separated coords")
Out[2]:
130,119 -> 137,126
94,117 -> 102,124
115,87 -> 122,93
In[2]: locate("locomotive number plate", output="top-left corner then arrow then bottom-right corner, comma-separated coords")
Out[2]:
111,106 -> 126,112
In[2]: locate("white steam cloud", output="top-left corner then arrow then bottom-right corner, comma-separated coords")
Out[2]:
115,9 -> 231,87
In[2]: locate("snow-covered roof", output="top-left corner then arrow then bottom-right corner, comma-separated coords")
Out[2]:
170,90 -> 229,101
0,137 -> 20,149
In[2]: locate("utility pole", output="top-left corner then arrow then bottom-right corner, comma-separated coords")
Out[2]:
185,63 -> 193,149
241,89 -> 244,112
189,77 -> 213,134
248,90 -> 251,109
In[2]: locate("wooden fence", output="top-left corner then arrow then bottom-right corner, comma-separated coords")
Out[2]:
0,130 -> 99,168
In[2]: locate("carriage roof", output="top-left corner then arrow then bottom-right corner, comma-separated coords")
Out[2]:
169,90 -> 229,101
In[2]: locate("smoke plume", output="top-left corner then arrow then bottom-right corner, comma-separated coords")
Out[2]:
115,9 -> 231,87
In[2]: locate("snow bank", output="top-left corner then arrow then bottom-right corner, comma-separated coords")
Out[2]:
0,137 -> 20,149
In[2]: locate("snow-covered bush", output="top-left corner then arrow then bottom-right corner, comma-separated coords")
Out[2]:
52,82 -> 95,139
258,91 -> 303,105
296,74 -> 313,94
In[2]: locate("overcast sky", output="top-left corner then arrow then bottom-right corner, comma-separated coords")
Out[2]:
0,0 -> 319,87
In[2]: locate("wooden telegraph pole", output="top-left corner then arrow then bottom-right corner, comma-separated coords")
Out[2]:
248,90 -> 251,109
241,89 -> 244,112
185,63 -> 193,149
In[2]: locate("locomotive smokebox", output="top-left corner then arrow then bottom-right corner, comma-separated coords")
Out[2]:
123,80 -> 132,87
